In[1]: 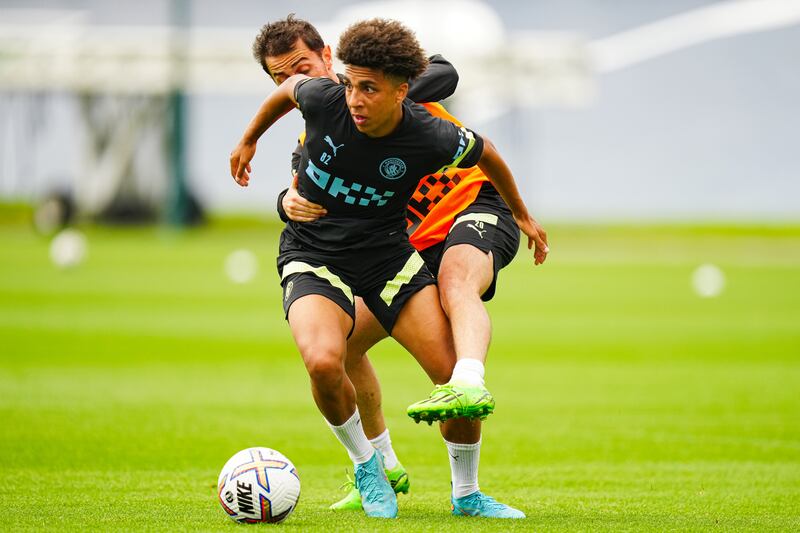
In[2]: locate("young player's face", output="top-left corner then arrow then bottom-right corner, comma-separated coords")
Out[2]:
265,38 -> 333,85
343,65 -> 408,138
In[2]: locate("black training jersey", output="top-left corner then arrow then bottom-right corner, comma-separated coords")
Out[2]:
286,77 -> 483,253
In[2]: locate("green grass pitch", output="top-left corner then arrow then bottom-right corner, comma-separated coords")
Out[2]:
1,217 -> 799,531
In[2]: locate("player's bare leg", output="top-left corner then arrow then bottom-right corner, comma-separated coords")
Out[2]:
406,247 -> 497,423
346,298 -> 390,439
390,285 -> 481,445
393,285 -> 522,518
348,300 -> 411,489
288,295 -> 355,424
330,298 -> 408,510
349,290 -> 483,443
288,294 -> 397,518
438,245 -> 494,366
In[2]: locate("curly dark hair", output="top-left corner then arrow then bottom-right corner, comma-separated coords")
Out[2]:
336,19 -> 428,82
252,14 -> 325,74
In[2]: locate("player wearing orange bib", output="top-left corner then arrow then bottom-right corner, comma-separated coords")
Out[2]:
405,102 -> 491,251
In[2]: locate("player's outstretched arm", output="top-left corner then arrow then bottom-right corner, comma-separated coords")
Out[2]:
476,137 -> 550,265
229,74 -> 309,187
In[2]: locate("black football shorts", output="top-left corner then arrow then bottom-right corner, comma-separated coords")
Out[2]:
278,232 -> 435,334
419,182 -> 520,301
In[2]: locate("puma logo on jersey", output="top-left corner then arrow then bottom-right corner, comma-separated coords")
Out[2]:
467,222 -> 486,238
323,135 -> 344,156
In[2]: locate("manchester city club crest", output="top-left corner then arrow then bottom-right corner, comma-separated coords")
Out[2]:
379,157 -> 407,180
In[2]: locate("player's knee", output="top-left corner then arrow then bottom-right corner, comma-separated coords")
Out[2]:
302,347 -> 345,386
438,273 -> 470,311
439,266 -> 491,309
438,271 -> 460,293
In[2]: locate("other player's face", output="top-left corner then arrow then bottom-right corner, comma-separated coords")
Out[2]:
265,38 -> 334,85
343,65 -> 408,138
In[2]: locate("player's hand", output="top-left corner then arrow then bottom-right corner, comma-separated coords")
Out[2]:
284,176 -> 326,222
514,213 -> 549,265
230,141 -> 256,187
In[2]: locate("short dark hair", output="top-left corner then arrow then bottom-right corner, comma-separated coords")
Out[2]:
252,14 -> 325,73
336,19 -> 428,82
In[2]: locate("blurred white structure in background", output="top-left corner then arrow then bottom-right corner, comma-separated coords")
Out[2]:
589,0 -> 800,73
4,0 -> 798,104
320,0 -> 593,122
0,0 -> 799,220
0,13 -> 263,95
0,1 -> 591,111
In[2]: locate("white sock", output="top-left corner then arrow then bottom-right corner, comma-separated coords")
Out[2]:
449,358 -> 485,387
369,429 -> 399,470
445,438 -> 481,498
326,409 -> 374,465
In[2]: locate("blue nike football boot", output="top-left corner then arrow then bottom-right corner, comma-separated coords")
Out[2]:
353,451 -> 398,518
451,491 -> 525,519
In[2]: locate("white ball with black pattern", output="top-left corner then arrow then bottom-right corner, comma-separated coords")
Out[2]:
217,447 -> 301,524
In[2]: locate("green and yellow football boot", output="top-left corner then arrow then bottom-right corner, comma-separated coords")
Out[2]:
329,462 -> 410,511
386,462 -> 410,495
407,383 -> 495,424
329,474 -> 361,511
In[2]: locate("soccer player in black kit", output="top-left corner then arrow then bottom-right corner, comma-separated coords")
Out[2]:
230,18 -> 546,519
